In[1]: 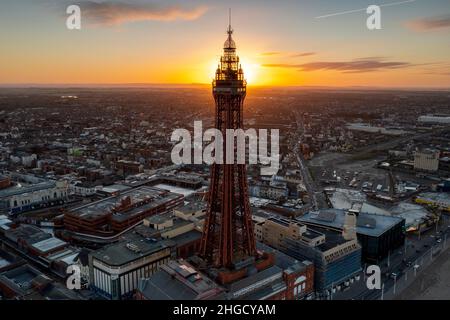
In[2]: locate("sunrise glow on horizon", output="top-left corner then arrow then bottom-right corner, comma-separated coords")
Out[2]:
1,0 -> 449,88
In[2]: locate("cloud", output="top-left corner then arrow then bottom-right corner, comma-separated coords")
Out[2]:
263,58 -> 412,73
260,51 -> 316,58
73,1 -> 208,26
290,52 -> 316,58
260,52 -> 281,56
405,14 -> 450,31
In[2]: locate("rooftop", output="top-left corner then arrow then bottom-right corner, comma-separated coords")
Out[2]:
137,259 -> 223,300
298,209 -> 404,237
69,186 -> 183,221
91,233 -> 172,266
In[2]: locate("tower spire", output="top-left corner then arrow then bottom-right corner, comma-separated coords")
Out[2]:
229,8 -> 231,31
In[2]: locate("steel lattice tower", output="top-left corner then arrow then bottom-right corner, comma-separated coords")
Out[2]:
199,19 -> 257,269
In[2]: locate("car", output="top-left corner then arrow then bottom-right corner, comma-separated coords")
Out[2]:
390,273 -> 398,279
437,239 -> 442,243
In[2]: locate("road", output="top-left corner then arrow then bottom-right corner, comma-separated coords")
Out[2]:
333,214 -> 450,300
292,111 -> 323,210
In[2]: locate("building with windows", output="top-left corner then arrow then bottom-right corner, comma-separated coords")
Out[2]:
298,209 -> 405,263
0,173 -> 68,215
414,149 -> 440,172
63,186 -> 184,236
88,234 -> 173,300
259,216 -> 361,295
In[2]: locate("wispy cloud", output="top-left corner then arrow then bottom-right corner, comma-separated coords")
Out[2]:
290,52 -> 316,58
405,14 -> 450,31
260,51 -> 316,58
263,58 -> 412,73
72,1 -> 208,26
260,52 -> 281,56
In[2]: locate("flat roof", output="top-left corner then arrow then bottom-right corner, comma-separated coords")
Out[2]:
417,192 -> 450,205
69,186 -> 182,221
91,234 -> 171,266
298,209 -> 404,237
31,237 -> 67,253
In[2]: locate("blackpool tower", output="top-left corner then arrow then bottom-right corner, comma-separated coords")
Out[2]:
199,17 -> 258,274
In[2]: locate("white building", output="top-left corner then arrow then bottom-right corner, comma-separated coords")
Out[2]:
418,115 -> 450,124
0,174 -> 69,215
414,150 -> 440,172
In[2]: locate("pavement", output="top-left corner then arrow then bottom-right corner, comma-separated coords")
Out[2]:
396,246 -> 450,300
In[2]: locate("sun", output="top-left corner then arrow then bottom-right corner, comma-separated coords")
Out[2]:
240,58 -> 261,85
208,58 -> 260,85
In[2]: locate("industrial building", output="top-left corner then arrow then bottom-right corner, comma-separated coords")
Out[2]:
63,186 -> 184,236
298,209 -> 405,263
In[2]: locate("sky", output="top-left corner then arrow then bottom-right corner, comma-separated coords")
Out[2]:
0,0 -> 449,88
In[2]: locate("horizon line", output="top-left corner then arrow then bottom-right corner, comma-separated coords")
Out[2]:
0,83 -> 449,91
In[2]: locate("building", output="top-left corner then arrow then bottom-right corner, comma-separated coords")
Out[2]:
298,209 -> 405,263
135,207 -> 204,259
414,192 -> 450,212
439,157 -> 450,174
418,115 -> 450,124
4,224 -> 68,258
88,234 -> 173,300
260,216 -> 361,295
63,186 -> 184,236
0,173 -> 68,215
0,264 -> 81,300
137,245 -> 315,300
0,175 -> 11,190
414,149 -> 440,172
0,249 -> 25,273
0,214 -> 13,235
249,181 -> 289,201
115,160 -> 143,176
136,260 -> 225,300
261,217 -> 326,251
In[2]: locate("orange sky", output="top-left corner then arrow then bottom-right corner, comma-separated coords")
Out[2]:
1,0 -> 449,88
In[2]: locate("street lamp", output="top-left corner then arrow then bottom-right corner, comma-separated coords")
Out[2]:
387,250 -> 390,267
413,264 -> 419,277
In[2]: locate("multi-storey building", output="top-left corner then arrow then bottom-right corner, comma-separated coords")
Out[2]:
88,234 -> 173,300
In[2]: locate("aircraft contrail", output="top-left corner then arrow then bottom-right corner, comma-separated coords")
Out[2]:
315,0 -> 416,19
